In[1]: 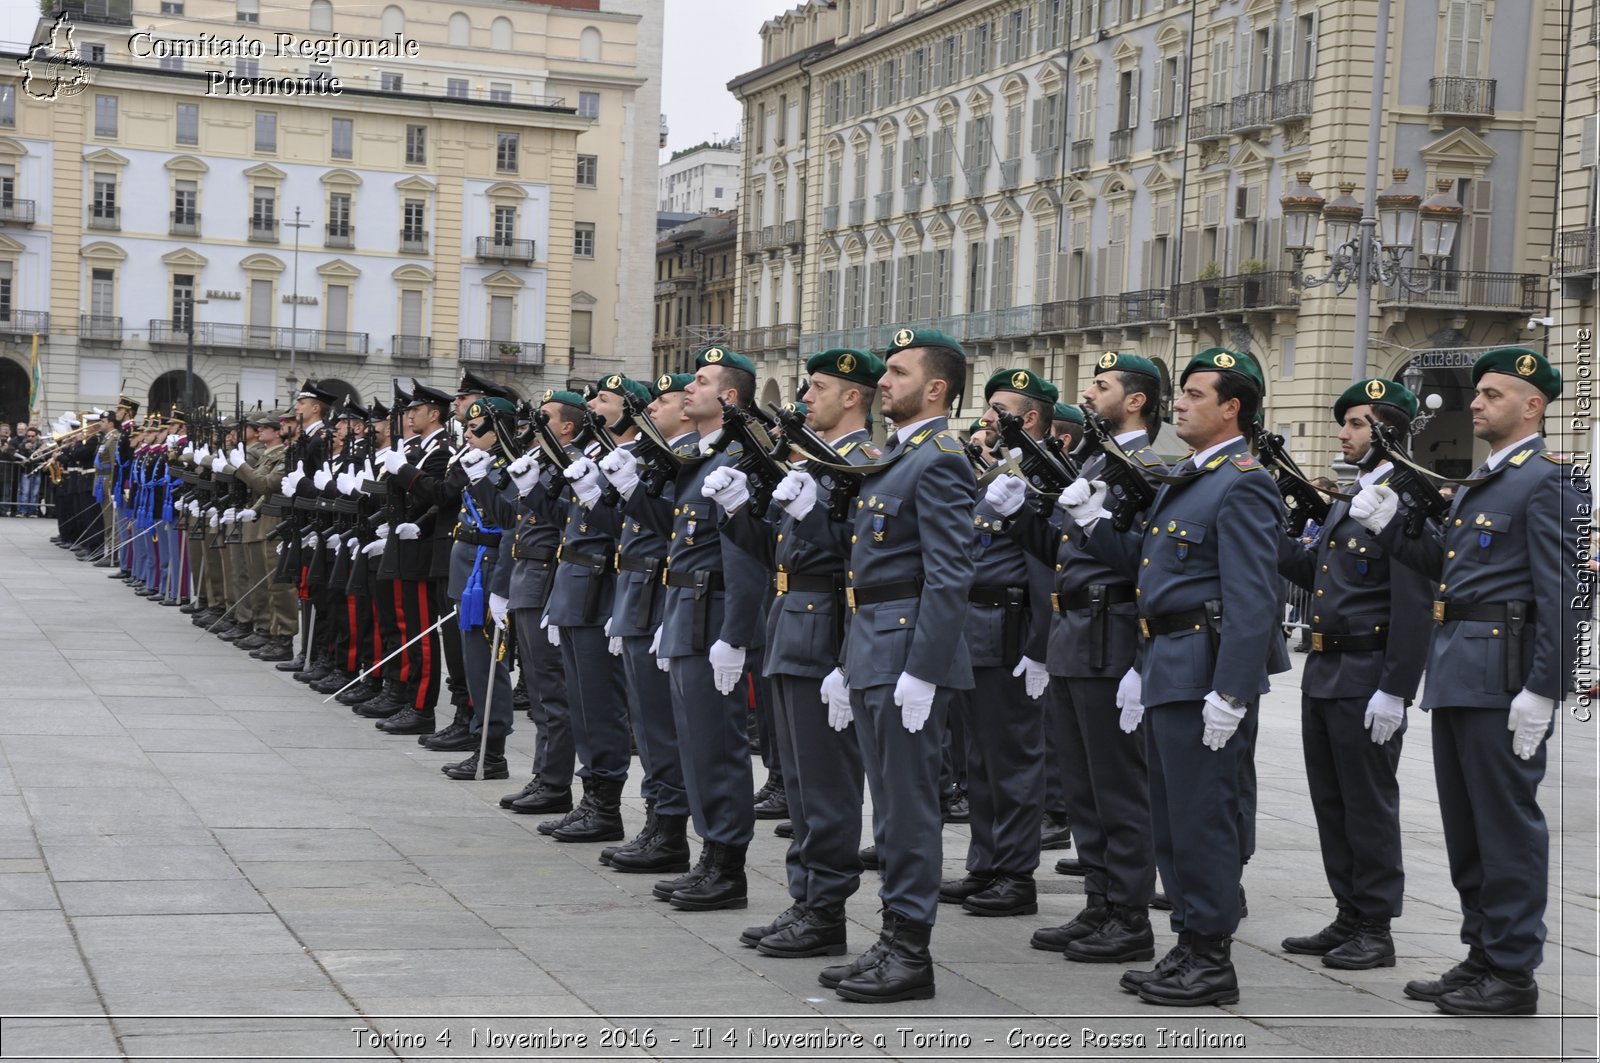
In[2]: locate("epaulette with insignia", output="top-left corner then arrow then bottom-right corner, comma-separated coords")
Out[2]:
860,443 -> 881,460
1540,451 -> 1571,465
838,441 -> 857,456
1508,449 -> 1536,467
725,439 -> 745,457
933,431 -> 963,454
1134,449 -> 1163,467
910,428 -> 934,448
1230,454 -> 1260,471
1206,454 -> 1229,470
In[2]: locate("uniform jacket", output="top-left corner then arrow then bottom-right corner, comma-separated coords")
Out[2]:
586,435 -> 696,638
545,442 -> 620,628
392,429 -> 456,581
504,464 -> 567,612
234,442 -> 284,546
460,458 -> 515,601
970,483 -> 1054,670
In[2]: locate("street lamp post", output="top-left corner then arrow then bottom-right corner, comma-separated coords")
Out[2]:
182,292 -> 210,411
285,207 -> 311,400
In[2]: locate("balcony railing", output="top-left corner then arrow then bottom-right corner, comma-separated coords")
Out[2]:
1429,77 -> 1496,117
1272,79 -> 1314,122
325,223 -> 353,248
248,216 -> 278,241
88,207 -> 120,230
783,220 -> 804,245
874,190 -> 894,220
1040,300 -> 1077,333
965,309 -> 996,340
459,339 -> 546,365
1229,90 -> 1273,133
0,199 -> 36,226
848,198 -> 866,226
732,323 -> 801,354
963,165 -> 987,197
1108,128 -> 1133,165
1175,271 -> 1300,316
1188,103 -> 1230,142
169,210 -> 199,236
475,237 -> 536,263
1120,287 -> 1173,325
391,334 -> 431,359
756,225 -> 777,250
903,184 -> 924,212
1036,148 -> 1060,181
933,175 -> 953,206
400,229 -> 428,253
79,314 -> 121,341
53,0 -> 131,25
1152,116 -> 1179,154
1070,139 -> 1093,173
1379,268 -> 1540,311
997,304 -> 1039,337
147,319 -> 370,354
0,310 -> 49,335
1071,295 -> 1118,331
999,158 -> 1021,191
822,205 -> 840,230
1557,226 -> 1600,276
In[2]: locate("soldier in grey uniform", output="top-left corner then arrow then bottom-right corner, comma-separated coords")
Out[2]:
1065,347 -> 1284,1007
600,347 -> 769,912
705,349 -> 882,959
1353,346 -> 1585,1016
936,369 -> 1057,920
994,352 -> 1166,963
779,326 -> 977,1004
1276,378 -> 1431,971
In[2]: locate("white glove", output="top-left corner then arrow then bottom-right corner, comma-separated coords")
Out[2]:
211,455 -> 227,474
230,444 -> 246,467
460,447 -> 492,483
1201,691 -> 1248,751
381,447 -> 406,475
361,538 -> 385,557
821,667 -> 852,731
394,522 -> 421,540
598,448 -> 639,499
893,672 -> 937,733
346,535 -> 360,555
207,511 -> 219,529
984,474 -> 1027,518
702,466 -> 751,513
328,535 -> 343,556
187,500 -> 200,517
375,523 -> 390,539
1351,484 -> 1399,535
1011,656 -> 1049,700
565,456 -> 604,509
1508,688 -> 1556,760
302,531 -> 318,548
222,507 -> 239,525
772,469 -> 818,521
280,461 -> 305,496
167,434 -> 180,447
335,470 -> 356,495
1364,690 -> 1406,745
489,592 -> 509,630
508,453 -> 541,495
1117,668 -> 1145,733
312,466 -> 332,491
650,626 -> 669,672
239,508 -> 258,522
540,615 -> 560,647
195,445 -> 210,465
1058,478 -> 1111,528
180,447 -> 194,463
708,639 -> 746,696
603,618 -> 622,656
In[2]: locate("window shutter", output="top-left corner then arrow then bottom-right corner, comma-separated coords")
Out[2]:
1245,185 -> 1262,220
1265,218 -> 1283,270
401,289 -> 423,334
490,295 -> 513,341
1445,1 -> 1465,76
1071,216 -> 1088,248
1180,237 -> 1197,280
1036,226 -> 1055,301
1304,13 -> 1318,78
1128,67 -> 1140,127
1151,61 -> 1166,121
916,250 -> 936,319
1154,201 -> 1172,236
1107,243 -> 1125,295
1467,180 -> 1493,270
1237,27 -> 1252,97
1203,192 -> 1222,228
1279,16 -> 1295,83
1464,1 -> 1484,78
1030,99 -> 1045,152
1583,114 -> 1599,169
1140,240 -> 1156,288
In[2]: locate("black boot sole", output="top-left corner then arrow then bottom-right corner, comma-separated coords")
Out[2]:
757,940 -> 848,959
834,982 -> 935,1004
1281,941 -> 1342,956
961,901 -> 1038,917
1063,944 -> 1157,964
608,856 -> 691,875
508,800 -> 574,816
552,828 -> 627,843
1321,952 -> 1396,971
1137,986 -> 1239,1007
669,893 -> 748,912
377,720 -> 436,735
422,735 -> 478,751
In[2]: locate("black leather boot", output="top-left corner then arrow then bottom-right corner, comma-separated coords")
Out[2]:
758,903 -> 847,958
337,678 -> 383,706
1031,893 -> 1109,952
252,636 -> 295,662
741,902 -> 806,948
359,680 -> 411,717
500,777 -> 545,810
602,801 -> 656,865
961,872 -> 1037,917
834,911 -> 935,1003
670,842 -> 747,911
538,785 -> 593,836
1120,933 -> 1191,994
420,704 -> 475,751
294,658 -> 332,683
1321,918 -> 1395,970
441,737 -> 509,781
819,915 -> 893,990
509,781 -> 574,816
273,651 -> 306,671
1282,907 -> 1360,955
773,821 -> 794,838
1404,947 -> 1490,1003
1040,813 -> 1073,851
235,631 -> 268,652
652,842 -> 713,901
859,845 -> 879,870
609,813 -> 689,874
753,775 -> 788,819
937,873 -> 995,904
1137,933 -> 1238,1007
1435,966 -> 1539,1016
1054,857 -> 1086,876
553,778 -> 626,843
311,670 -> 356,695
376,707 -> 435,735
1064,904 -> 1156,964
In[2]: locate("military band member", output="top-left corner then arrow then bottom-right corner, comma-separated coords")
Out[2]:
1353,346 -> 1585,1016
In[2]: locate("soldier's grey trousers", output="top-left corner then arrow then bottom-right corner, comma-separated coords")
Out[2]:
1050,674 -> 1155,907
560,625 -> 630,783
772,674 -> 864,908
622,634 -> 687,815
1146,698 -> 1254,938
1303,694 -> 1405,919
513,607 -> 572,786
461,622 -> 514,740
668,654 -> 754,847
852,683 -> 953,927
1433,706 -> 1550,971
961,665 -> 1046,877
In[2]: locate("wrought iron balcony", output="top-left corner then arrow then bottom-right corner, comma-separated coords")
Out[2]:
732,323 -> 801,354
459,339 -> 546,365
1120,287 -> 1173,325
933,175 -> 953,206
848,198 -> 866,226
391,334 -> 431,359
1040,300 -> 1077,333
903,184 -> 924,212
169,209 -> 199,236
146,319 -> 369,354
1070,139 -> 1092,173
53,0 -> 131,25
1557,226 -> 1600,276
997,304 -> 1039,337
1108,128 -> 1133,165
963,165 -> 987,197
324,223 -> 353,248
1153,116 -> 1180,154
874,191 -> 893,220
1229,90 -> 1273,133
756,225 -> 777,249
1429,77 -> 1496,117
400,229 -> 428,253
1175,271 -> 1300,316
0,310 -> 49,335
1378,268 -> 1539,312
783,220 -> 804,246
822,205 -> 840,230
1272,79 -> 1314,122
248,216 -> 278,242
999,158 -> 1021,191
1188,103 -> 1230,143
79,314 -> 121,341
88,206 -> 120,230
1036,149 -> 1060,181
1072,295 -> 1121,331
0,199 -> 36,226
475,237 -> 536,264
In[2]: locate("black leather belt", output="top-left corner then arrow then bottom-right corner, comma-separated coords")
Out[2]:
1432,600 -> 1535,625
969,583 -> 1028,607
845,578 -> 922,609
559,547 -> 611,569
1309,630 -> 1388,653
616,553 -> 660,574
1054,584 -> 1137,612
453,527 -> 502,548
512,543 -> 555,563
663,568 -> 724,591
1139,606 -> 1213,638
775,570 -> 843,594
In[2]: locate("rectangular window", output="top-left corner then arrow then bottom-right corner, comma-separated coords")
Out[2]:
489,82 -> 511,102
327,193 -> 351,238
255,111 -> 277,152
172,274 -> 195,331
0,84 -> 13,127
755,102 -> 767,152
330,117 -> 352,160
159,55 -> 183,71
91,269 -> 115,318
447,78 -> 469,99
992,234 -> 1015,310
381,72 -> 403,92
83,43 -> 103,63
91,173 -> 116,223
237,58 -> 258,79
159,0 -> 183,11
574,222 -> 596,258
493,206 -> 516,245
576,154 -> 598,187
571,310 -> 593,354
175,102 -> 199,145
966,241 -> 987,313
578,91 -> 600,118
236,0 -> 258,21
173,180 -> 197,231
0,262 -> 10,321
1444,0 -> 1485,77
496,132 -> 518,172
249,278 -> 273,344
325,284 -> 349,335
402,199 -> 425,239
400,289 -> 423,337
252,186 -> 276,235
94,95 -> 117,137
489,295 -> 513,342
405,124 -> 426,165
1005,102 -> 1023,159
853,148 -> 868,201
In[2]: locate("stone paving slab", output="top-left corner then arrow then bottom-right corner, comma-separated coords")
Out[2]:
0,517 -> 1595,1061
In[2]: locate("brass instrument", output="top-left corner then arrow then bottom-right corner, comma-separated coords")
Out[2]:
20,415 -> 96,475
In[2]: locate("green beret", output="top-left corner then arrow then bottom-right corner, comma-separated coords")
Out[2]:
968,419 -> 986,434
1181,347 -> 1266,398
652,372 -> 694,398
1053,402 -> 1084,425
780,400 -> 810,418
1333,378 -> 1418,424
464,396 -> 517,422
537,388 -> 587,412
695,345 -> 757,378
806,348 -> 886,389
884,326 -> 966,361
1091,350 -> 1162,382
594,374 -> 652,406
1472,346 -> 1562,400
983,367 -> 1060,405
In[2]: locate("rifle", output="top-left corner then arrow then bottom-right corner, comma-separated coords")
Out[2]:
1078,409 -> 1159,532
577,409 -> 619,457
703,399 -> 793,519
768,401 -> 864,522
1251,423 -> 1335,537
528,409 -> 579,500
617,391 -> 696,500
992,407 -> 1078,500
1363,414 -> 1451,540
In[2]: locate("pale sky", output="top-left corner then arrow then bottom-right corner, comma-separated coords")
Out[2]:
658,0 -> 793,159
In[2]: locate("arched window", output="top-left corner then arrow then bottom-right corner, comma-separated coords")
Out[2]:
579,26 -> 601,60
491,17 -> 513,51
309,0 -> 331,31
381,5 -> 404,36
448,12 -> 470,47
